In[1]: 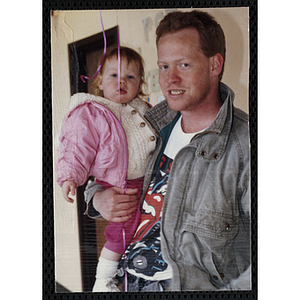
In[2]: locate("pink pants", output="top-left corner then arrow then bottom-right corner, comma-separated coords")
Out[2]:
96,178 -> 143,255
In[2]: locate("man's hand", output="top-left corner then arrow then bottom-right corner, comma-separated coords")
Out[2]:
93,187 -> 139,222
62,180 -> 77,203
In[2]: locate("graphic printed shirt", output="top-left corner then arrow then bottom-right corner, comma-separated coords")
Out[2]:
125,116 -> 202,281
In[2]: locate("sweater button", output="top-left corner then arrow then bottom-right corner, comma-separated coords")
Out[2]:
150,136 -> 156,141
131,110 -> 137,115
140,122 -> 146,127
122,103 -> 127,107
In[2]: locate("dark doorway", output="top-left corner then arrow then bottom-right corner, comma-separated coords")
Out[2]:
68,26 -> 118,292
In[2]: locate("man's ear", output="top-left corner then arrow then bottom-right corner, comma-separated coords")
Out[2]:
210,53 -> 224,78
97,75 -> 103,90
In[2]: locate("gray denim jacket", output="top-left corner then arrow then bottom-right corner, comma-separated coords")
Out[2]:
142,82 -> 251,291
85,82 -> 251,291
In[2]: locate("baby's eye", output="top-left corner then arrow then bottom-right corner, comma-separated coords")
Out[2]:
111,74 -> 118,78
127,75 -> 135,79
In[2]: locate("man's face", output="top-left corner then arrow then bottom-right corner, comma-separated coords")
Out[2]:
157,28 -> 214,113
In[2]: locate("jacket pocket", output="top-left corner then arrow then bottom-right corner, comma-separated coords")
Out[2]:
179,210 -> 240,287
182,209 -> 239,240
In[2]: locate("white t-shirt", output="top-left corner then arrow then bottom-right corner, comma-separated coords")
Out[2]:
164,115 -> 204,159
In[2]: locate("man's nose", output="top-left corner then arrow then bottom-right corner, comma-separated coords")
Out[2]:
167,67 -> 180,84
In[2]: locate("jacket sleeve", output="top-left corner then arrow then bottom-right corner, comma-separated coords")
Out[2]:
222,266 -> 251,290
83,180 -> 104,220
223,154 -> 251,290
55,102 -> 107,187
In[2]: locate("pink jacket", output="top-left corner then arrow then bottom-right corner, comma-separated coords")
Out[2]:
56,100 -> 128,188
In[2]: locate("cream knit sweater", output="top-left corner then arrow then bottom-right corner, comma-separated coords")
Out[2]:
68,93 -> 157,180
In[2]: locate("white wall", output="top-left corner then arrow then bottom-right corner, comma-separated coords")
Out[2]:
51,7 -> 249,292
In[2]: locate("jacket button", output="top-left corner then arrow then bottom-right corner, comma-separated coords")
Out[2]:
140,122 -> 146,127
200,151 -> 207,157
225,223 -> 230,230
213,275 -> 218,280
213,153 -> 219,159
131,110 -> 137,115
150,136 -> 156,141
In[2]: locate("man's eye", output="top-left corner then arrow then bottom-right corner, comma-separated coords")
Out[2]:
181,63 -> 189,68
160,65 -> 168,70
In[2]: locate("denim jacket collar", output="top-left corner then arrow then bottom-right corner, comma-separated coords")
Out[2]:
205,82 -> 235,134
190,83 -> 235,162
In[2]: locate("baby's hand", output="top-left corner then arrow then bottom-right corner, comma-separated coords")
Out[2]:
62,180 -> 77,203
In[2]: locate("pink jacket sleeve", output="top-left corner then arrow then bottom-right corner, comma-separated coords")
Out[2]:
55,102 -> 109,187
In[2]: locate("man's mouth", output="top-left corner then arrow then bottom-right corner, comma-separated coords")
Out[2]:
169,89 -> 185,95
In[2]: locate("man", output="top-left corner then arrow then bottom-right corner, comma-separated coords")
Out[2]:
85,10 -> 251,291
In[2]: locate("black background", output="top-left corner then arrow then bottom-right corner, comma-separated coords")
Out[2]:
43,1 -> 257,299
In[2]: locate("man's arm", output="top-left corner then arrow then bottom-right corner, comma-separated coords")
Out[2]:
223,158 -> 251,290
223,266 -> 251,290
84,180 -> 139,222
84,180 -> 105,219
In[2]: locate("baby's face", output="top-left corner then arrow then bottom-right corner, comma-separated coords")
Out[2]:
98,57 -> 142,103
